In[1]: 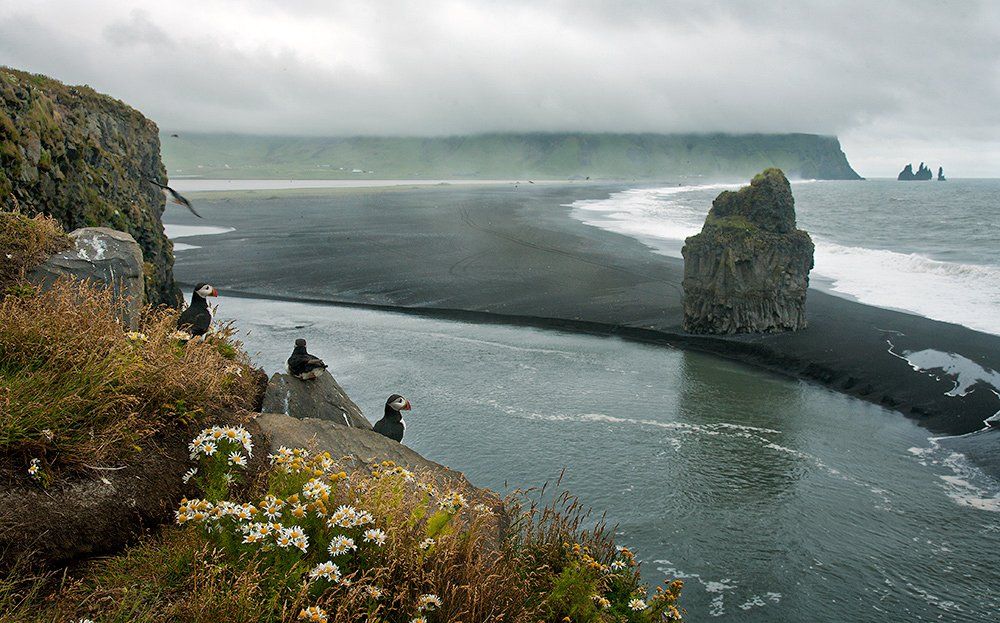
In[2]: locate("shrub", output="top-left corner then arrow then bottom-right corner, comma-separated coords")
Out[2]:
0,210 -> 70,294
36,430 -> 683,622
0,279 -> 259,478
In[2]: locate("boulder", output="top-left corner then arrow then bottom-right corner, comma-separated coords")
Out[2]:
255,413 -> 486,496
261,372 -> 372,429
681,168 -> 814,334
27,227 -> 145,328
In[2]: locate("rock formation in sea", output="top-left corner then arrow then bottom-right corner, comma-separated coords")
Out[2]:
0,67 -> 179,305
681,168 -> 815,334
898,162 -> 934,181
938,166 -> 946,181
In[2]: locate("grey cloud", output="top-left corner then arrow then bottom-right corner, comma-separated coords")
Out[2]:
103,10 -> 174,49
0,0 -> 998,174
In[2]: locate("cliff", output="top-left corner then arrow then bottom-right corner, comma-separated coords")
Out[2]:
161,131 -> 863,181
0,67 -> 179,305
681,168 -> 815,334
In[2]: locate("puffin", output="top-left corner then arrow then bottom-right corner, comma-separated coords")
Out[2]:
287,338 -> 328,380
373,394 -> 411,442
177,282 -> 218,336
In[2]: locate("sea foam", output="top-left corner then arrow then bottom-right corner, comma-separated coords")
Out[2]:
569,184 -> 1000,336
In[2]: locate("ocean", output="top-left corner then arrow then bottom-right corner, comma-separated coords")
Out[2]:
214,295 -> 1000,622
165,179 -> 1000,621
571,179 -> 1000,335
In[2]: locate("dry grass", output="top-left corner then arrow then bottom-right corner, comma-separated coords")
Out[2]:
0,278 -> 260,476
0,210 -> 70,294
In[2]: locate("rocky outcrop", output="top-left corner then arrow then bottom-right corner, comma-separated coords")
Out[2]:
0,418 -> 271,568
27,227 -> 144,327
938,166 -> 946,181
898,162 -> 933,181
0,67 -> 179,305
261,372 -> 372,429
255,413 -> 492,502
259,413 -> 455,478
681,168 -> 814,334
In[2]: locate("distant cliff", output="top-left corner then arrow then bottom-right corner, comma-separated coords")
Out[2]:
0,68 -> 179,305
161,132 -> 863,181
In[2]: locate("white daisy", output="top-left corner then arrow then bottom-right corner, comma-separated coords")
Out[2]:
417,594 -> 443,611
328,534 -> 356,556
309,561 -> 342,582
629,598 -> 646,611
418,537 -> 435,550
363,528 -> 387,546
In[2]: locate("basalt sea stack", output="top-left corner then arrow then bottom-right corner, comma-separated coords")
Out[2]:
681,168 -> 814,334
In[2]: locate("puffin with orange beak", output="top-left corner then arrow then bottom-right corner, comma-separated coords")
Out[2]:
373,394 -> 411,442
177,282 -> 218,336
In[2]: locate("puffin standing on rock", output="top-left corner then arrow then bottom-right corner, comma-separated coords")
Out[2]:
286,338 -> 328,380
177,282 -> 218,336
373,394 -> 411,442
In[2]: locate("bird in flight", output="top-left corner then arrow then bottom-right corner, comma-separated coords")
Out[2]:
148,179 -> 202,218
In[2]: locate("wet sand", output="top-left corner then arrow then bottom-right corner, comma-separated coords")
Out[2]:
167,183 -> 1000,436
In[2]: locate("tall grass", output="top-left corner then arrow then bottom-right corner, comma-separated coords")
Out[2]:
0,279 -> 259,475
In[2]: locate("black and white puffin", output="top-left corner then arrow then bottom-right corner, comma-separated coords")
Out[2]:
373,394 -> 411,442
287,338 -> 328,380
177,282 -> 218,336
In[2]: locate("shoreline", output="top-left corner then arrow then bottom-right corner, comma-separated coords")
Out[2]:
168,183 -> 1000,438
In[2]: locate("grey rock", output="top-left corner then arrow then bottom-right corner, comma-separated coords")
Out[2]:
28,227 -> 145,328
682,168 -> 814,334
256,412 -> 470,484
261,372 -> 372,429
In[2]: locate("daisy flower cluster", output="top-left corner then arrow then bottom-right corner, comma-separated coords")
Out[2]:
189,425 -> 253,460
179,436 -> 469,620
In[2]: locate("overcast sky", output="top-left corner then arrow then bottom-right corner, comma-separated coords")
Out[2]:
1,0 -> 998,176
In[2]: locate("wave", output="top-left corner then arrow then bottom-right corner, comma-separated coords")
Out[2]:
569,185 -> 1000,336
813,241 -> 1000,335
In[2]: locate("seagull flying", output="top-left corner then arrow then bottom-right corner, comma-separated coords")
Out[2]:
148,179 -> 201,218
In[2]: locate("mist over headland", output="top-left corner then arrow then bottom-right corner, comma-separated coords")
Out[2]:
2,0 -> 999,176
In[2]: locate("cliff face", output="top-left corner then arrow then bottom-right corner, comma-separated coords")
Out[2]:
682,168 -> 814,334
161,132 -> 863,181
0,68 -> 179,305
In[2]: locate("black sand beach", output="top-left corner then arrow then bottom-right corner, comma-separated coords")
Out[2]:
168,183 -> 1000,437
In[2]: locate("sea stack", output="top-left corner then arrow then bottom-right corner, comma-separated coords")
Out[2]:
681,168 -> 814,334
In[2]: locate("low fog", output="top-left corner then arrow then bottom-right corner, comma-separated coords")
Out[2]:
1,0 -> 998,176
